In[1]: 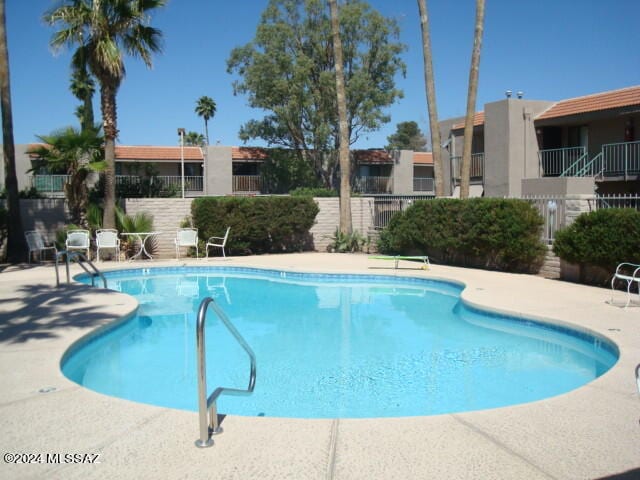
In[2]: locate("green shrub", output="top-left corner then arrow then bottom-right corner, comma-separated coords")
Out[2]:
553,208 -> 640,273
378,198 -> 545,273
290,187 -> 338,197
192,196 -> 319,255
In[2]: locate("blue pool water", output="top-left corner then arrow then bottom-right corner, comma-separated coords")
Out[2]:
63,267 -> 618,419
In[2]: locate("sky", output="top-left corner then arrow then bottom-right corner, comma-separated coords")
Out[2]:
5,0 -> 640,149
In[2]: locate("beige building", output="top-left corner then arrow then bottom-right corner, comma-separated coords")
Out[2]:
439,85 -> 640,198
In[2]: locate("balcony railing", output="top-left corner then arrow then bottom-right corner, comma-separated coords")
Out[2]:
29,174 -> 70,193
155,176 -> 203,192
233,175 -> 262,192
601,140 -> 640,178
352,176 -> 392,194
451,153 -> 484,181
413,177 -> 435,193
538,146 -> 587,177
554,141 -> 640,179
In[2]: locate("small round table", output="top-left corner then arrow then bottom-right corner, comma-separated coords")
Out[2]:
120,232 -> 162,261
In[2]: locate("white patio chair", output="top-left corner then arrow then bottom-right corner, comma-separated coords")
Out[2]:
66,229 -> 91,259
611,262 -> 640,308
96,229 -> 121,262
24,230 -> 57,264
174,228 -> 198,259
206,226 -> 230,259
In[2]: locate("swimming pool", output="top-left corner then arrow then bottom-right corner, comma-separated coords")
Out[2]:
63,267 -> 618,419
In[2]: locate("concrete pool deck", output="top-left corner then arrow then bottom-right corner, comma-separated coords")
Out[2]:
0,252 -> 638,479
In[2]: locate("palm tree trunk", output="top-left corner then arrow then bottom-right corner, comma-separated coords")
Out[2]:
460,0 -> 485,199
101,82 -> 118,229
82,94 -> 94,132
204,119 -> 209,146
329,0 -> 351,235
417,0 -> 444,197
0,0 -> 25,262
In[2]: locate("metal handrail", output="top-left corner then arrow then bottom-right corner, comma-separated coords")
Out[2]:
195,297 -> 256,448
55,250 -> 107,289
559,151 -> 589,177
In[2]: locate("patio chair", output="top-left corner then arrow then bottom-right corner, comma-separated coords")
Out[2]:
66,229 -> 91,259
96,229 -> 121,262
24,230 -> 57,264
174,228 -> 198,259
206,227 -> 230,259
611,262 -> 640,308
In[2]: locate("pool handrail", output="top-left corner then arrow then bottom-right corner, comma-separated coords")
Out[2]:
195,296 -> 256,448
55,250 -> 107,289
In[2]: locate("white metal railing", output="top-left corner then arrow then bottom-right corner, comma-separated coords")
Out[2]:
115,175 -> 141,185
155,176 -> 203,192
372,194 -> 436,229
538,146 -> 587,177
520,193 -> 640,244
601,140 -> 640,178
29,175 -> 71,193
352,176 -> 393,194
413,177 -> 435,193
451,153 -> 484,180
519,195 -> 567,245
233,175 -> 262,192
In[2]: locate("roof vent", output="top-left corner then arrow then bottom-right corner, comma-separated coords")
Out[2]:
505,90 -> 512,98
517,91 -> 524,99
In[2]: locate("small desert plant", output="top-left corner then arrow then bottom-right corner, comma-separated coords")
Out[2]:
328,228 -> 367,253
115,207 -> 155,258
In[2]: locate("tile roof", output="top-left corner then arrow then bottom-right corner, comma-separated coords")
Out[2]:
452,112 -> 485,130
232,147 -> 269,160
116,145 -> 203,161
353,149 -> 393,164
536,85 -> 640,120
412,152 -> 433,165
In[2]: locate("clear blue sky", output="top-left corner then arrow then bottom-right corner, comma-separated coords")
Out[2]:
6,0 -> 640,148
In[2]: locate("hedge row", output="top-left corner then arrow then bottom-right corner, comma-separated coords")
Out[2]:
191,196 -> 319,255
378,198 -> 546,273
553,208 -> 640,274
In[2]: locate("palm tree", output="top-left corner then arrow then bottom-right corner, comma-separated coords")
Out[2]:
184,131 -> 205,147
195,96 -> 216,145
28,126 -> 105,228
417,0 -> 444,197
0,0 -> 26,262
45,0 -> 165,229
69,61 -> 95,133
328,0 -> 351,235
460,0 -> 485,199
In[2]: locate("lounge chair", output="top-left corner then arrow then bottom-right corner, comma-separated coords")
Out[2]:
65,229 -> 91,259
174,228 -> 198,259
206,227 -> 230,259
96,229 -> 121,262
611,262 -> 640,308
24,230 -> 57,264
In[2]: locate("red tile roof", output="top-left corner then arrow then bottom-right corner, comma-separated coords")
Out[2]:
412,152 -> 433,165
452,112 -> 485,130
116,145 -> 203,161
232,147 -> 269,160
536,85 -> 640,120
353,149 -> 393,164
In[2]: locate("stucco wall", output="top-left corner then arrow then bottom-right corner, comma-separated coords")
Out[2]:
205,146 -> 233,195
391,151 -> 414,195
